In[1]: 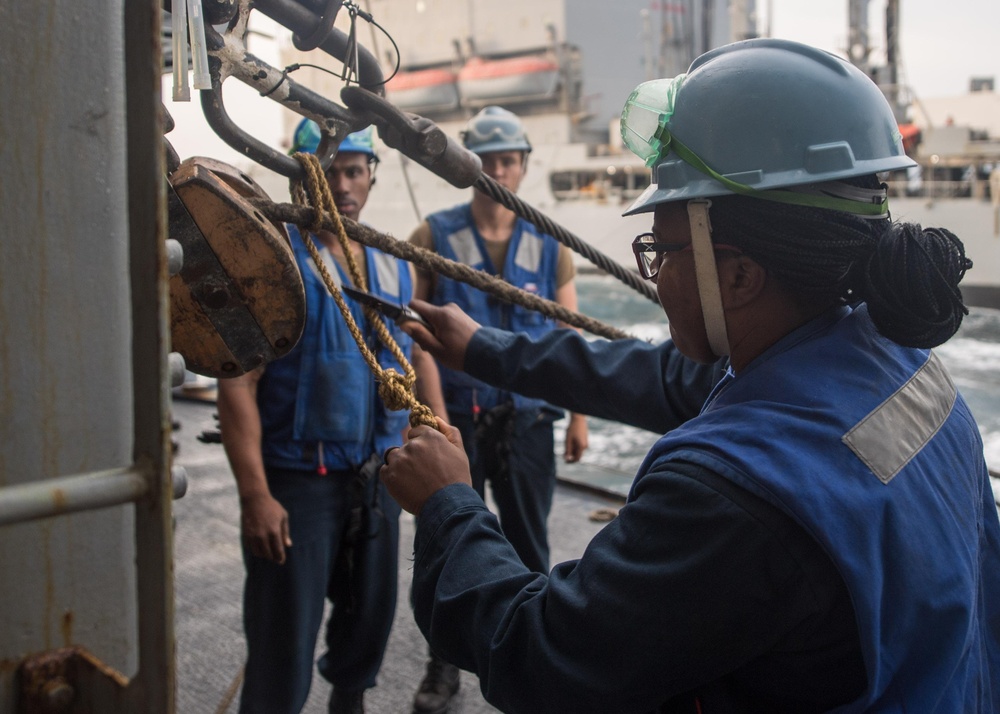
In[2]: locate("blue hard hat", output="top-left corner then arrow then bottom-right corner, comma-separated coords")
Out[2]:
338,125 -> 379,162
461,106 -> 532,155
289,120 -> 378,162
289,118 -> 322,155
621,38 -> 916,216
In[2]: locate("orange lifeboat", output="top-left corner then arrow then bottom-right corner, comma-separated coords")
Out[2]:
386,67 -> 460,112
457,55 -> 559,103
898,123 -> 922,154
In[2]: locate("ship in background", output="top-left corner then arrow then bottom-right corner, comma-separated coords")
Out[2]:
172,0 -> 994,308
277,0 -> 761,280
274,0 -> 1000,309
842,0 -> 1000,309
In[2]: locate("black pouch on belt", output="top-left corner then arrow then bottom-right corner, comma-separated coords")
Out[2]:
339,451 -> 385,612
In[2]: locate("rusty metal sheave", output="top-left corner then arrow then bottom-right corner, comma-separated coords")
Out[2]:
168,158 -> 306,378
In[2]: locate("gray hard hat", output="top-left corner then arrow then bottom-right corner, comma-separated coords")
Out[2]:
621,38 -> 916,216
461,106 -> 532,155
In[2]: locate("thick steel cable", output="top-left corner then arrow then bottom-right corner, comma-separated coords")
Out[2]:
473,174 -> 660,304
252,199 -> 632,341
335,81 -> 656,303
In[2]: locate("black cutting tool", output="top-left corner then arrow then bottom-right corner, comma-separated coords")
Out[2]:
340,285 -> 433,330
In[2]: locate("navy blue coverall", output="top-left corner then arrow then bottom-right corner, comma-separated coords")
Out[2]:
409,325 -> 874,713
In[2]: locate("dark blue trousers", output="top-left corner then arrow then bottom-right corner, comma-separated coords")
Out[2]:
452,407 -> 558,574
238,464 -> 400,714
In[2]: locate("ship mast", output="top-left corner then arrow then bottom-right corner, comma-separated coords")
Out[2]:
657,0 -> 694,79
847,0 -> 872,73
846,0 -> 907,122
655,0 -> 757,78
729,0 -> 758,42
883,0 -> 904,122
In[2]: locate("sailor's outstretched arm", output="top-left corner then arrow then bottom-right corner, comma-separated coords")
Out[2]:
404,300 -> 726,434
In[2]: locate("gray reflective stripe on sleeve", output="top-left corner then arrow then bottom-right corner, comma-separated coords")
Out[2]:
447,228 -> 481,266
308,248 -> 344,286
842,352 -> 957,484
513,232 -> 544,272
371,251 -> 401,299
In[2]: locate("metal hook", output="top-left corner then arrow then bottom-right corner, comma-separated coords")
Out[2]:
292,0 -> 343,52
197,2 -> 381,178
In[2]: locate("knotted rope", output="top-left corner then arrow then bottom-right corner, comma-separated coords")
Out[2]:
290,152 -> 438,429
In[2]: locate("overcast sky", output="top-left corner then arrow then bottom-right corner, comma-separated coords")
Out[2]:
164,1 -> 996,164
764,0 -> 999,99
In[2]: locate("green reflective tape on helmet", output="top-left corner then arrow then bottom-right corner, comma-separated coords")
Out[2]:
668,134 -> 889,217
620,75 -> 686,167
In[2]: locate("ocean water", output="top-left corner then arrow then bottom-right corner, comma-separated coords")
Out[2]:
558,274 -> 1000,490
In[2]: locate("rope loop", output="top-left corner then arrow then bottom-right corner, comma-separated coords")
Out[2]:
289,152 -> 441,432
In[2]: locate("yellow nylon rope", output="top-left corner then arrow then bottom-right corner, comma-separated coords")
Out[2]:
290,152 -> 437,430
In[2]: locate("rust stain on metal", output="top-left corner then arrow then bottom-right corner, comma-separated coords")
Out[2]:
43,524 -> 54,649
169,159 -> 305,378
51,487 -> 68,512
18,646 -> 130,712
73,647 -> 130,688
0,658 -> 22,673
61,610 -> 74,647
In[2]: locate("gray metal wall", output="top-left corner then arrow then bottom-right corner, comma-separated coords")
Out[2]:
0,0 -> 170,710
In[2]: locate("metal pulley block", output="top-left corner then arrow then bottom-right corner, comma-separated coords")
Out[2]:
183,156 -> 296,248
168,157 -> 305,378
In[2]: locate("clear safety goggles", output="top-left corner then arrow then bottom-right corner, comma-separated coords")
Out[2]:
462,116 -> 524,144
620,75 -> 687,168
620,75 -> 890,219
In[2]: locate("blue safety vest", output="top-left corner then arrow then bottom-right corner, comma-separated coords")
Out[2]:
257,224 -> 414,472
428,204 -> 560,414
641,305 -> 1000,710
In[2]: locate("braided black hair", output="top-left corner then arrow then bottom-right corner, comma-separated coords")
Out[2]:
708,176 -> 972,348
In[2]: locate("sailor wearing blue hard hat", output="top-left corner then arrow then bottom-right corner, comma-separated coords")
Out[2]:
219,114 -> 445,714
378,38 -> 998,712
290,118 -> 380,162
290,118 -> 380,222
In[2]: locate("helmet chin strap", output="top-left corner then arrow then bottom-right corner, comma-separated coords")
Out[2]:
686,200 -> 730,357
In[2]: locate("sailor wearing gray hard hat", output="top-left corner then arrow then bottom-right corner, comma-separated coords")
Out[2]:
403,102 -> 590,714
378,37 -> 997,711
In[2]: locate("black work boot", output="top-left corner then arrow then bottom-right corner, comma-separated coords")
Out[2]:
329,687 -> 364,714
411,655 -> 460,714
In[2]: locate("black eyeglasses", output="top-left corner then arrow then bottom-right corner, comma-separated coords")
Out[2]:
631,232 -> 743,280
631,232 -> 692,280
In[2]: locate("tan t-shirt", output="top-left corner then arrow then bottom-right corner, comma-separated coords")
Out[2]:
408,220 -> 575,296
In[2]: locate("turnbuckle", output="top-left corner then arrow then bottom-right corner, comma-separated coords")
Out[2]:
340,86 -> 483,189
